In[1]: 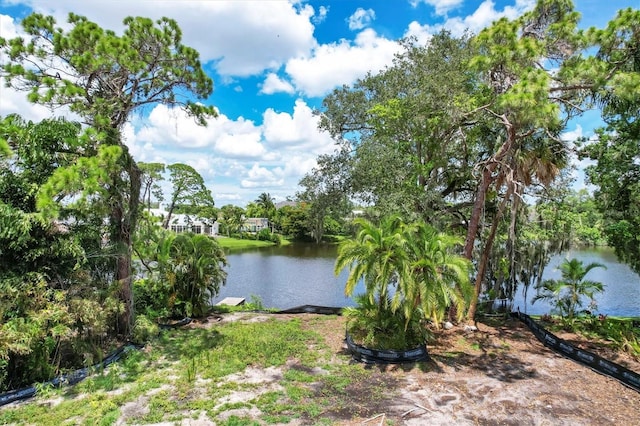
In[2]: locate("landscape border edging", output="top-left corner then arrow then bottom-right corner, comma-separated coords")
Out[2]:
345,331 -> 429,364
511,311 -> 640,393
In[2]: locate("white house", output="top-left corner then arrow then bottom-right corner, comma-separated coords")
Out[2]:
149,208 -> 219,236
242,217 -> 270,233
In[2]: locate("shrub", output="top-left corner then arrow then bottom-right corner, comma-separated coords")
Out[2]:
344,295 -> 431,350
256,228 -> 272,241
131,314 -> 159,344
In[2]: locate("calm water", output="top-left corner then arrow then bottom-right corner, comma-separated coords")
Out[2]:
212,244 -> 364,310
212,244 -> 640,316
513,247 -> 640,317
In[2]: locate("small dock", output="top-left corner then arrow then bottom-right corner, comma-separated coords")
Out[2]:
216,297 -> 246,307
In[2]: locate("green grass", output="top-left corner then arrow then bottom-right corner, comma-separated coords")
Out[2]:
0,315 -> 396,425
216,236 -> 276,249
215,236 -> 292,250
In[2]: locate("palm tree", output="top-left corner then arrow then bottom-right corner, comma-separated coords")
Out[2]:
335,216 -> 473,348
335,216 -> 410,314
168,233 -> 227,317
403,221 -> 473,326
255,192 -> 275,219
533,258 -> 605,319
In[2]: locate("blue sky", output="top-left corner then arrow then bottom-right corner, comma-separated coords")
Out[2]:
1,0 -> 638,207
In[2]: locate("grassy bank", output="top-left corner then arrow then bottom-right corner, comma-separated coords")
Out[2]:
215,236 -> 291,250
0,314 -> 390,425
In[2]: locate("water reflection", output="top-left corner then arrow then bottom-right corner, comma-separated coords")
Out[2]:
212,244 -> 363,309
213,244 -> 640,316
513,247 -> 640,317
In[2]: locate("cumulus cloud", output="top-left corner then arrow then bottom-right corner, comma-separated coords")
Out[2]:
285,28 -> 401,97
241,163 -> 285,188
405,0 -> 535,38
260,73 -> 295,95
0,14 -> 19,38
133,104 -> 269,160
347,8 -> 376,30
8,0 -> 318,77
262,99 -> 334,152
410,0 -> 463,16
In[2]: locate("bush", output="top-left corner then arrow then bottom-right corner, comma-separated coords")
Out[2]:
131,315 -> 159,344
256,228 -> 272,241
344,295 -> 431,350
133,278 -> 171,321
256,228 -> 281,245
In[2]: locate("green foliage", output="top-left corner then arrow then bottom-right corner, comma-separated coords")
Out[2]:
273,203 -> 311,241
336,216 -> 472,348
543,314 -> 640,358
298,152 -> 353,243
0,116 -> 125,391
533,258 -> 606,319
316,31 -> 477,221
138,162 -> 166,210
219,204 -> 245,237
131,314 -> 160,344
344,295 -> 430,350
163,163 -> 215,228
1,13 -> 216,128
256,228 -> 280,244
251,192 -> 276,220
135,230 -> 227,319
1,12 -> 218,334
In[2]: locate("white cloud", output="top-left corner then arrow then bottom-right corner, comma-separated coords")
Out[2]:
260,73 -> 295,95
0,14 -> 19,38
285,28 -> 401,97
241,163 -> 284,188
282,155 -> 318,178
8,1 -> 318,77
405,0 -> 535,38
347,8 -> 376,30
404,21 -> 435,45
133,104 -> 269,159
561,124 -> 583,143
313,6 -> 329,24
410,0 -> 463,16
262,99 -> 334,152
0,78 -> 60,122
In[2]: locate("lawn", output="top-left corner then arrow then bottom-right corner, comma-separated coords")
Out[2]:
215,236 -> 290,250
0,314 -> 391,425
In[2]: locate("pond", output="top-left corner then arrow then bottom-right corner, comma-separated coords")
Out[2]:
212,243 -> 364,310
212,244 -> 640,317
513,247 -> 640,317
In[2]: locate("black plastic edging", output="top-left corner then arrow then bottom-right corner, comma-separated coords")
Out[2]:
1,315 -> 195,406
275,305 -> 343,315
0,343 -> 142,407
511,311 -> 640,393
345,331 -> 429,364
158,317 -> 192,329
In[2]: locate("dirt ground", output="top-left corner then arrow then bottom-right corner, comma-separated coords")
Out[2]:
221,312 -> 640,426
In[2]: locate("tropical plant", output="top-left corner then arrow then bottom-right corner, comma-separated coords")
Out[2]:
255,192 -> 276,220
343,294 -> 430,350
402,221 -> 473,326
532,258 -> 606,319
335,216 -> 472,349
219,204 -> 245,237
1,13 -> 217,334
162,233 -> 227,318
163,163 -> 214,228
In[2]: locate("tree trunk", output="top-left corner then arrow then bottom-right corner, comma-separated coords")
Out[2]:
467,184 -> 513,320
111,150 -> 141,336
464,120 -> 517,321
